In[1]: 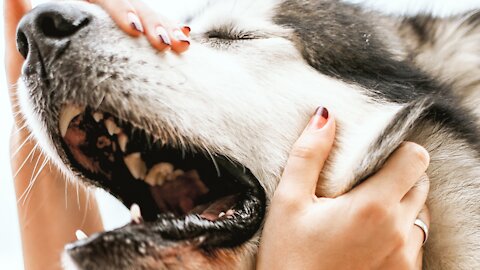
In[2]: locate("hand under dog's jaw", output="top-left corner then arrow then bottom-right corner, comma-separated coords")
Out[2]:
58,104 -> 266,253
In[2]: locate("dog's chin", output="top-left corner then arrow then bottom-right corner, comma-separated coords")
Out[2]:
57,104 -> 266,269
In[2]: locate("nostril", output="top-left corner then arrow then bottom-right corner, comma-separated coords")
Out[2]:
37,12 -> 90,39
17,31 -> 29,59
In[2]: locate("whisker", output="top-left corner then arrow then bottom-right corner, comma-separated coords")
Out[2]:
13,122 -> 29,136
76,179 -> 81,210
17,153 -> 43,204
13,143 -> 38,178
80,188 -> 92,228
19,156 -> 49,205
65,177 -> 69,208
203,143 -> 221,177
11,132 -> 34,158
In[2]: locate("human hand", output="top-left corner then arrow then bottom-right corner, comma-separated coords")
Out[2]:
87,0 -> 191,53
257,107 -> 430,270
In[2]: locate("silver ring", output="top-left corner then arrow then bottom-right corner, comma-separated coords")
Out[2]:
414,218 -> 429,245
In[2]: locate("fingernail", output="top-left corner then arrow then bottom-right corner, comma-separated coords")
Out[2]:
128,12 -> 144,33
308,107 -> 329,129
181,25 -> 191,35
155,26 -> 171,45
173,30 -> 190,44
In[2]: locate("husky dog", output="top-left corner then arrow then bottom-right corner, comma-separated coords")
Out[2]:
15,0 -> 480,269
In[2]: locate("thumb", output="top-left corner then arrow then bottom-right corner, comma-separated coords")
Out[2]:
278,107 -> 336,199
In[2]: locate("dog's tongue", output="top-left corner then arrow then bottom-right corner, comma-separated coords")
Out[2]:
149,170 -> 209,215
149,172 -> 238,221
63,114 -> 106,175
196,195 -> 238,221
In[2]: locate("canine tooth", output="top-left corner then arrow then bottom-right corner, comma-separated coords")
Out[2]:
145,163 -> 174,186
75,229 -> 88,240
118,133 -> 128,152
59,104 -> 84,137
105,118 -> 121,135
218,212 -> 226,218
124,153 -> 147,180
130,204 -> 142,224
93,112 -> 104,122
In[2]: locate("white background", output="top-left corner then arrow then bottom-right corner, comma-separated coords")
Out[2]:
1,0 -> 480,269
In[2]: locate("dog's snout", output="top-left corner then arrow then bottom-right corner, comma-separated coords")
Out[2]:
16,3 -> 90,59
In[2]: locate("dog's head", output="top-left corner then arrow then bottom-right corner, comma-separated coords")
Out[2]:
16,0 -> 399,269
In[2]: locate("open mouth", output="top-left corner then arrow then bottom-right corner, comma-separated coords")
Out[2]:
59,104 -> 266,248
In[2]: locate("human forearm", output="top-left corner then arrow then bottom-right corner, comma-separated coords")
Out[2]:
11,127 -> 104,270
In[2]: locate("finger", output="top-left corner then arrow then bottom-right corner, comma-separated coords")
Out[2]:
352,142 -> 430,203
130,0 -> 171,51
131,0 -> 190,53
5,0 -> 32,86
170,28 -> 191,54
87,0 -> 143,36
401,174 -> 430,221
181,26 -> 191,36
409,206 -> 430,255
277,107 -> 335,198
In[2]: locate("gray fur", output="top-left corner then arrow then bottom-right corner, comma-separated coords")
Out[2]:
399,10 -> 480,121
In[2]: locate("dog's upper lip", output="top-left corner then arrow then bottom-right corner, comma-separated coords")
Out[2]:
59,104 -> 266,249
21,37 -> 71,89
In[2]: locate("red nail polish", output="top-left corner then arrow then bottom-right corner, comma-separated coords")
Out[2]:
182,26 -> 191,35
308,107 -> 329,129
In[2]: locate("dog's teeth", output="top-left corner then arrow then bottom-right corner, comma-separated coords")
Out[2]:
118,133 -> 128,152
75,229 -> 88,240
124,153 -> 147,180
145,163 -> 174,186
218,212 -> 226,218
92,112 -> 104,122
171,169 -> 184,181
144,173 -> 157,186
130,203 -> 142,224
59,104 -> 84,137
105,118 -> 121,135
165,169 -> 178,182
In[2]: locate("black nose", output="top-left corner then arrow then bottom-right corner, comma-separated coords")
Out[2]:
17,3 -> 90,59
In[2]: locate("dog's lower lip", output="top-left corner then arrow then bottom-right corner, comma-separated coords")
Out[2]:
59,105 -> 266,248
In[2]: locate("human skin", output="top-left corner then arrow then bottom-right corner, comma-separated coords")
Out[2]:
257,109 -> 430,270
5,1 -> 428,269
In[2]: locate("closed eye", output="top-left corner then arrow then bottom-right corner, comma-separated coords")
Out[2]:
206,28 -> 257,40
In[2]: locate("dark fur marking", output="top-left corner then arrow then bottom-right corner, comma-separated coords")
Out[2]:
275,0 -> 480,152
356,99 -> 480,188
274,0 -> 447,103
465,10 -> 480,28
402,15 -> 436,45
